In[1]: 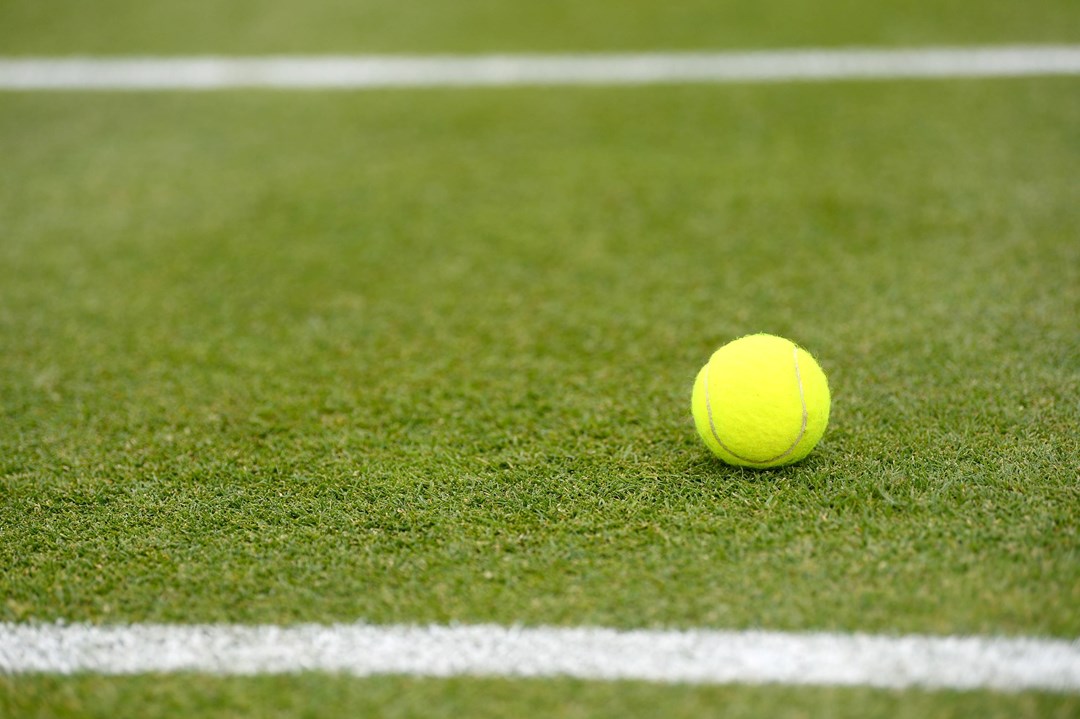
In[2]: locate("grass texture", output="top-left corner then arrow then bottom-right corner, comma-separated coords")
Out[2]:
3,675 -> 1080,719
2,80 -> 1077,634
1,0 -> 1079,55
1,25 -> 1079,711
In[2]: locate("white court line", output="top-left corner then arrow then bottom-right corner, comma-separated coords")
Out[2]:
2,623 -> 1079,692
0,46 -> 1079,89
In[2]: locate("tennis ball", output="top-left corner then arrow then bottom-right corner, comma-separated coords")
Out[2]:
691,333 -> 830,468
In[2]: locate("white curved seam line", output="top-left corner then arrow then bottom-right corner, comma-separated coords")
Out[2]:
769,346 -> 810,463
704,346 -> 808,465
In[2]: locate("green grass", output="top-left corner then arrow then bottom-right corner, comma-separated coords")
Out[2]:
1,0 -> 1079,54
2,675 -> 1079,719
2,80 -> 1078,634
2,3 -> 1080,714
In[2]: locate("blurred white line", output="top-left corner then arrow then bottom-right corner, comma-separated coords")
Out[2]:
2,622 -> 1079,692
1,46 -> 1079,89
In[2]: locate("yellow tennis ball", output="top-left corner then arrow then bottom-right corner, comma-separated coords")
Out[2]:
691,333 -> 830,468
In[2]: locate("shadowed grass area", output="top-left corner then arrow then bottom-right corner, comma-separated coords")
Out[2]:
2,80 -> 1077,636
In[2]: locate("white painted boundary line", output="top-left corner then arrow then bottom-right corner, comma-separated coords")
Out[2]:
1,46 -> 1079,89
2,623 -> 1079,692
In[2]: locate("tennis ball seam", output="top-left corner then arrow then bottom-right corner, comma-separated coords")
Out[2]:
703,345 -> 809,465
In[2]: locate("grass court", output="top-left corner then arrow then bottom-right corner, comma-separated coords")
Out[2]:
1,0 -> 1078,716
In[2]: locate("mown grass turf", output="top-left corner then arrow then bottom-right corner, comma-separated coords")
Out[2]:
2,79 -> 1078,637
1,0 -> 1078,54
3,675 -> 1080,719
